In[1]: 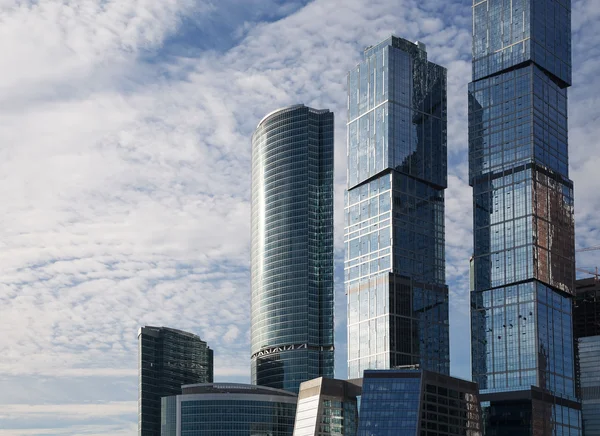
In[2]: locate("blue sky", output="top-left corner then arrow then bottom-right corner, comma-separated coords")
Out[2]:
0,0 -> 599,434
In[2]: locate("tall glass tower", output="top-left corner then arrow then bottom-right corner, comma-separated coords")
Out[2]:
345,36 -> 449,379
468,0 -> 582,433
251,105 -> 334,393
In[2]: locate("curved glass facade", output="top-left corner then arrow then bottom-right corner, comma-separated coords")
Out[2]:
251,105 -> 334,393
161,383 -> 297,436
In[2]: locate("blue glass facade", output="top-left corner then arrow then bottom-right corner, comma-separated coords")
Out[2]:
576,336 -> 600,435
469,0 -> 581,433
162,383 -> 297,436
358,370 -> 482,436
345,36 -> 449,379
359,373 -> 421,435
251,105 -> 334,393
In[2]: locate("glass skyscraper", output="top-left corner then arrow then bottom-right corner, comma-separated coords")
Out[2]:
468,0 -> 581,433
138,326 -> 213,436
251,105 -> 335,393
345,36 -> 449,379
574,278 -> 600,435
293,377 -> 362,436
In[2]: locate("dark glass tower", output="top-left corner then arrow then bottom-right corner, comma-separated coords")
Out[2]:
138,326 -> 213,436
345,36 -> 449,379
251,105 -> 334,393
574,278 -> 600,339
468,0 -> 581,433
574,278 -> 600,435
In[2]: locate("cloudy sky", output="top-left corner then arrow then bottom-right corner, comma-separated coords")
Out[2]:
0,0 -> 599,434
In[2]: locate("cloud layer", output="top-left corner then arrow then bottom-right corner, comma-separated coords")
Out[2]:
1,0 -> 598,434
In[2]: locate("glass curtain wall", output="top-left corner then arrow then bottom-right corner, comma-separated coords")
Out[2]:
251,105 -> 335,393
468,0 -> 581,433
345,36 -> 449,379
138,326 -> 213,436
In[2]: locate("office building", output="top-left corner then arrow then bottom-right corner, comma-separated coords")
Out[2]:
293,377 -> 362,436
138,326 -> 213,436
576,336 -> 600,435
468,0 -> 581,433
574,278 -> 600,435
574,278 -> 600,339
345,36 -> 449,378
251,105 -> 335,393
358,369 -> 482,436
161,383 -> 297,436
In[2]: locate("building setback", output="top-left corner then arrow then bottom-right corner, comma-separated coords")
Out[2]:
251,105 -> 335,393
293,377 -> 362,436
138,326 -> 213,436
468,0 -> 581,433
345,36 -> 449,379
161,383 -> 297,436
357,369 -> 482,436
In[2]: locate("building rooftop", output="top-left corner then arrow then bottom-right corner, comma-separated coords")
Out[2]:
255,104 -> 331,129
181,383 -> 297,397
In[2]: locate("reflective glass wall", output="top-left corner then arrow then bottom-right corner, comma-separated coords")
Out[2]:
138,326 -> 213,436
162,384 -> 297,436
469,0 -> 580,433
358,370 -> 482,436
574,279 -> 600,435
345,36 -> 449,379
251,105 -> 334,393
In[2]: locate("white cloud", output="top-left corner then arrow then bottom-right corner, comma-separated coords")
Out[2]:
0,424 -> 137,436
0,402 -> 136,421
0,0 -> 598,433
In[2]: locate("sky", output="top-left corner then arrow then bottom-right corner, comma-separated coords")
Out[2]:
0,0 -> 599,434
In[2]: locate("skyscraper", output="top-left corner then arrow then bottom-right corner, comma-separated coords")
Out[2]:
345,36 -> 449,379
138,326 -> 213,436
574,278 -> 600,435
573,278 -> 600,339
251,105 -> 335,393
468,0 -> 581,433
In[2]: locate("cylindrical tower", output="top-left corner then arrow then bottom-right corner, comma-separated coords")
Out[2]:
251,104 -> 334,393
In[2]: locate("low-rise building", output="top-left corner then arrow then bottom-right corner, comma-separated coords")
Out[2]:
161,383 -> 297,436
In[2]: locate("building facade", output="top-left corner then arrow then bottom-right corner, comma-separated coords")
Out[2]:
574,278 -> 600,339
345,36 -> 449,379
138,326 -> 213,436
161,383 -> 297,436
293,377 -> 362,436
468,0 -> 581,433
576,336 -> 600,435
251,105 -> 335,393
358,369 -> 482,436
574,278 -> 600,435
